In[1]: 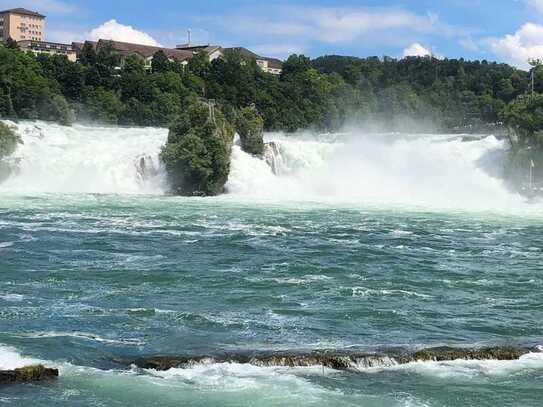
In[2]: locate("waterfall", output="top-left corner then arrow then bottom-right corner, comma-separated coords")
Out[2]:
227,132 -> 528,210
0,121 -> 168,195
0,120 -> 529,209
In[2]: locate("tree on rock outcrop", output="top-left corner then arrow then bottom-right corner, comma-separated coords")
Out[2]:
236,105 -> 264,156
160,100 -> 235,196
502,94 -> 543,192
0,122 -> 21,160
502,94 -> 543,149
0,121 -> 21,183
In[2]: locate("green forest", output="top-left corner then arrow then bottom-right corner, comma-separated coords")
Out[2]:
1,41 -> 541,133
3,41 -> 543,195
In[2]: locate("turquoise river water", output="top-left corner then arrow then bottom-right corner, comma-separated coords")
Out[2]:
0,122 -> 542,406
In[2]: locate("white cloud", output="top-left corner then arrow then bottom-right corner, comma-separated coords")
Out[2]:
527,0 -> 543,14
403,42 -> 432,57
303,8 -> 448,44
87,19 -> 161,46
0,0 -> 77,14
489,22 -> 543,69
251,43 -> 305,59
46,28 -> 83,43
212,5 -> 467,49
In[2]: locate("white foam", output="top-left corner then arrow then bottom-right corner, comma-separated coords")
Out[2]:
0,344 -> 44,370
145,362 -> 337,392
363,351 -> 543,378
226,132 -> 536,211
350,286 -> 432,299
0,121 -> 167,194
1,121 -> 542,213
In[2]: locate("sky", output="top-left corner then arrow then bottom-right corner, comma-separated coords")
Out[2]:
3,0 -> 543,69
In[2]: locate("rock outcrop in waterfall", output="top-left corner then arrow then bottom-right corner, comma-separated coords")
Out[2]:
160,101 -> 235,196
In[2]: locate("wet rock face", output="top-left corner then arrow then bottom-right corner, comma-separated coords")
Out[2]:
128,346 -> 535,372
0,365 -> 59,385
398,346 -> 528,363
264,142 -> 281,175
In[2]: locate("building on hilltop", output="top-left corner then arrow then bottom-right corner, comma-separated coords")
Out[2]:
0,8 -> 45,43
176,44 -> 283,75
1,8 -> 283,73
18,39 -> 77,61
73,39 -> 194,69
175,43 -> 224,61
222,47 -> 283,75
0,7 -> 76,61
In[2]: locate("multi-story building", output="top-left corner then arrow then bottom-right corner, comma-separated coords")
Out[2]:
176,45 -> 283,75
0,7 -> 283,73
18,40 -> 77,61
0,7 -> 76,61
0,8 -> 45,43
72,40 -> 194,69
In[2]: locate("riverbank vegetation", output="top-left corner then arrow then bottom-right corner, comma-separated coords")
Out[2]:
0,43 -> 534,133
501,93 -> 543,190
3,42 -> 543,194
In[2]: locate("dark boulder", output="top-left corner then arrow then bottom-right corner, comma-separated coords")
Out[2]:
0,365 -> 59,385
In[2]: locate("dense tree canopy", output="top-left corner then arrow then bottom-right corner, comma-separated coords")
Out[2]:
160,100 -> 235,196
502,94 -> 543,149
235,105 -> 264,156
0,44 -> 534,133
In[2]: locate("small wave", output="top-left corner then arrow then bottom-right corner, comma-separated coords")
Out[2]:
0,241 -> 14,248
390,230 -> 414,237
12,331 -> 145,346
144,362 -> 336,393
0,344 -> 44,370
246,275 -> 333,286
0,293 -> 24,302
349,286 -> 432,299
378,351 -> 543,378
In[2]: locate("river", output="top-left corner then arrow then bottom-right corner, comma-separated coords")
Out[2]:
0,121 -> 542,406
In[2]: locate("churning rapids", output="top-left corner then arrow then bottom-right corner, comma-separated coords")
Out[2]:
0,120 -> 531,210
1,121 -> 543,406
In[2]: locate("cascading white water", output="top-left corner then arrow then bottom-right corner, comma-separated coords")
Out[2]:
226,132 -> 528,210
0,121 -> 168,194
0,120 -> 529,209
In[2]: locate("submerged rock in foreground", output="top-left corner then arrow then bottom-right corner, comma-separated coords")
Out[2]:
127,346 -> 535,372
0,365 -> 59,385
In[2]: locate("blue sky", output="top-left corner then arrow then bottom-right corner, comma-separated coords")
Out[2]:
2,0 -> 543,69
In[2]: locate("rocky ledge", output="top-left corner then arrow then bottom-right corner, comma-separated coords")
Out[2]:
0,365 -> 59,385
126,346 -> 535,372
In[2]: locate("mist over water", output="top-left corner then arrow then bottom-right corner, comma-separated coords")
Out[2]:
1,121 -> 529,212
227,132 -> 527,210
0,121 -> 167,195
